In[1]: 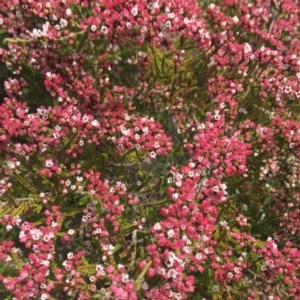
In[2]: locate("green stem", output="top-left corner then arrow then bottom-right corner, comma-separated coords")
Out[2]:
134,260 -> 152,291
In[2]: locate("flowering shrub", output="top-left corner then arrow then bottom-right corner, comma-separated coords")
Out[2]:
1,0 -> 300,299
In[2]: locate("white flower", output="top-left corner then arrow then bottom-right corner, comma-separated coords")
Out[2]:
131,5 -> 138,16
121,273 -> 129,283
154,142 -> 160,148
30,28 -> 42,38
220,220 -> 227,226
65,8 -> 72,16
96,264 -> 103,271
142,281 -> 149,290
142,127 -> 149,134
101,26 -> 108,35
7,161 -> 15,169
149,151 -> 156,159
42,21 -> 50,34
188,171 -> 194,178
244,43 -> 252,54
60,18 -> 68,28
167,269 -> 177,279
91,24 -> 97,32
121,127 -> 128,135
232,16 -> 239,23
82,115 -> 89,122
6,225 -> 12,231
165,20 -> 171,28
165,258 -> 174,268
53,132 -> 59,139
141,25 -> 147,33
45,159 -> 53,168
91,119 -> 99,127
51,221 -> 58,228
30,229 -> 42,240
172,193 -> 179,200
175,180 -> 182,187
167,229 -> 174,238
43,234 -> 51,242
212,285 -> 219,292
213,186 -> 219,192
182,246 -> 192,254
41,293 -> 50,300
153,222 -> 162,231
168,12 -> 175,19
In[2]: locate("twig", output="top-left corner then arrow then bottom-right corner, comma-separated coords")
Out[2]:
129,230 -> 137,270
4,31 -> 85,45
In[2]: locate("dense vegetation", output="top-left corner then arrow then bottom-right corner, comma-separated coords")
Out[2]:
1,0 -> 300,299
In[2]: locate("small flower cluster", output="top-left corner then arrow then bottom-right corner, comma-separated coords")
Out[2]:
112,115 -> 172,158
185,114 -> 252,177
0,207 -> 61,299
1,0 -> 300,299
